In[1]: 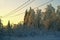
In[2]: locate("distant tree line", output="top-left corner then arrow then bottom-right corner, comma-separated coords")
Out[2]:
0,4 -> 60,38
24,4 -> 60,31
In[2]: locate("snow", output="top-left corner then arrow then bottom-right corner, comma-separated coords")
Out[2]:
2,35 -> 60,40
1,31 -> 60,40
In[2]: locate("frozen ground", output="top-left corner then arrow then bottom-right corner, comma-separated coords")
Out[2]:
2,35 -> 60,40
1,31 -> 60,40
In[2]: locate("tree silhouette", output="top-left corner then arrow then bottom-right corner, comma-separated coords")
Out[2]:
24,9 -> 28,25
36,9 -> 41,29
56,6 -> 60,17
0,19 -> 3,31
0,19 -> 3,40
7,21 -> 12,36
43,4 -> 55,30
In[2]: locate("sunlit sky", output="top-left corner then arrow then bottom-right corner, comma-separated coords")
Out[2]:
0,0 -> 60,26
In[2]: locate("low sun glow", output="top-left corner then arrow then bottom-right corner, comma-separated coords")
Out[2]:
0,0 -> 59,26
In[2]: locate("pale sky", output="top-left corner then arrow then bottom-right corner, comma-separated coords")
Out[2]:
0,0 -> 60,26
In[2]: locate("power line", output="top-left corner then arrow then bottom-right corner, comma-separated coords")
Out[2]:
9,0 -> 53,17
12,0 -> 35,16
15,0 -> 35,12
2,0 -> 35,18
34,0 -> 53,9
2,0 -> 30,18
2,0 -> 53,18
10,0 -> 35,16
9,0 -> 35,17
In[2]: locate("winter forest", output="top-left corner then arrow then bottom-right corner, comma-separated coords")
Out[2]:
0,4 -> 60,40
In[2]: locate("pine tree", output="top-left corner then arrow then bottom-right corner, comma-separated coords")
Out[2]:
36,9 -> 41,29
43,4 -> 55,30
24,10 -> 28,25
0,19 -> 3,31
45,4 -> 55,19
56,6 -> 60,17
28,7 -> 35,27
0,19 -> 3,40
55,6 -> 60,31
7,21 -> 12,36
0,19 -> 3,33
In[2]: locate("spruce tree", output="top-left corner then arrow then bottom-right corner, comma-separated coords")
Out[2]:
7,21 -> 12,36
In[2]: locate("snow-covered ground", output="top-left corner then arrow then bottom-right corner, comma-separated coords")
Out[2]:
1,31 -> 60,40
2,35 -> 60,40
